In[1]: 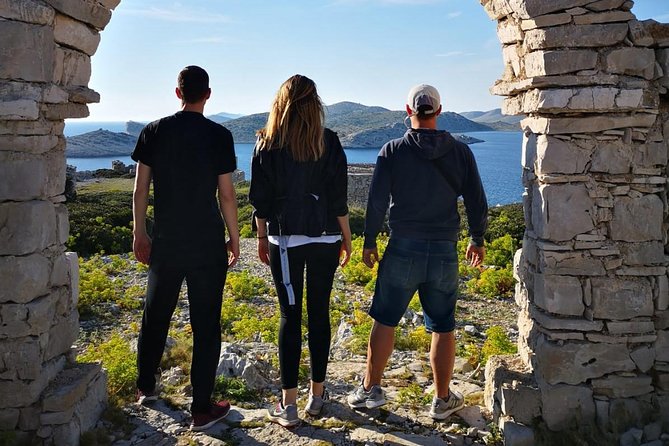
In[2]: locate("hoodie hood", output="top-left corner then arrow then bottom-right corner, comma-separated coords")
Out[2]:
403,128 -> 458,160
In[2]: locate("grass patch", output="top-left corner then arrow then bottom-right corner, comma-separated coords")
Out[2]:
213,376 -> 258,403
395,382 -> 431,407
78,332 -> 137,405
77,178 -> 136,194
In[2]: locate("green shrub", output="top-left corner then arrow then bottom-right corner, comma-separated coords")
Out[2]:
486,234 -> 517,268
347,305 -> 374,355
342,234 -> 388,289
214,376 -> 257,403
78,255 -> 143,318
466,266 -> 515,298
348,207 -> 366,235
481,326 -> 517,365
486,204 -> 525,244
395,325 -> 431,353
78,264 -> 119,318
161,330 -> 193,376
78,333 -> 137,404
225,270 -> 269,300
67,191 -> 139,256
395,382 -> 431,407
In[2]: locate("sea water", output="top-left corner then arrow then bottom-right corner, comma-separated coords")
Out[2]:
65,121 -> 524,205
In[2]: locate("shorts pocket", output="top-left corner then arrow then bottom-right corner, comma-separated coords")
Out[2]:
438,259 -> 459,289
380,254 -> 413,288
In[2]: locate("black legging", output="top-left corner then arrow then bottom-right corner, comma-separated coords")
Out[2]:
269,241 -> 341,389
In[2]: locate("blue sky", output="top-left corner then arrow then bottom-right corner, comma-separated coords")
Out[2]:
86,0 -> 668,121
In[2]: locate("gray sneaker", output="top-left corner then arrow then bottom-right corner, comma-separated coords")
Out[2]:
305,389 -> 329,416
347,382 -> 386,409
267,403 -> 299,427
429,390 -> 465,420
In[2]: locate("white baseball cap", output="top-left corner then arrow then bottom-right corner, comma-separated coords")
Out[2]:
407,84 -> 441,115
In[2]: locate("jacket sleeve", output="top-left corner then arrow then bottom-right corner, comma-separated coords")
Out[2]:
326,132 -> 349,217
363,151 -> 391,249
249,146 -> 274,220
461,147 -> 488,246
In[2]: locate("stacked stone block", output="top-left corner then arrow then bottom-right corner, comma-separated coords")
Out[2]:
481,0 -> 669,439
0,0 -> 118,443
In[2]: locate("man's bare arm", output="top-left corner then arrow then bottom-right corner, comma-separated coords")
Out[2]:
218,173 -> 239,267
133,162 -> 152,264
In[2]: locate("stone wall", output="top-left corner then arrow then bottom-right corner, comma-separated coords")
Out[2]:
481,0 -> 669,441
347,164 -> 374,210
0,0 -> 117,444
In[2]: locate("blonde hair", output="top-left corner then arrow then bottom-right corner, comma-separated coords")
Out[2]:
257,74 -> 325,162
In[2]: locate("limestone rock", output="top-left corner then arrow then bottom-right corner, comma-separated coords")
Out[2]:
525,24 -> 628,50
499,418 -> 535,446
533,274 -> 584,316
591,374 -> 653,398
657,331 -> 669,362
510,0 -> 594,19
610,195 -> 664,242
42,363 -> 101,412
536,135 -> 592,175
590,277 -> 653,320
524,50 -> 598,77
573,11 -> 633,25
0,0 -> 55,25
532,184 -> 595,242
0,21 -> 54,83
606,48 -> 656,80
540,382 -> 596,430
54,47 -> 92,86
0,201 -> 57,256
591,138 -> 632,174
53,13 -> 100,56
0,254 -> 50,304
521,114 -> 657,135
520,13 -> 571,31
0,153 -> 47,201
43,0 -> 112,30
535,336 -> 635,385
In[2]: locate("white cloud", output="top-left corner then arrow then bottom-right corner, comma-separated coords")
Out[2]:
118,7 -> 231,23
448,11 -> 462,18
436,51 -> 463,57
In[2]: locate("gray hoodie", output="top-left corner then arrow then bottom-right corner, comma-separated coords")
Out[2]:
363,128 -> 488,248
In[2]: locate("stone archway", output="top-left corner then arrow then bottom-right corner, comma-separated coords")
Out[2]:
0,0 -> 668,444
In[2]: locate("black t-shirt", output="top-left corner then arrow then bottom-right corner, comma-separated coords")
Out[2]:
131,111 -> 236,264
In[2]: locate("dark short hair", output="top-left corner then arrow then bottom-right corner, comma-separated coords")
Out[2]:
177,66 -> 209,104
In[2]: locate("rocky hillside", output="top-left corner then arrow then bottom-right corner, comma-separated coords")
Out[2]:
66,129 -> 138,157
460,109 -> 523,132
340,122 -> 484,148
225,102 -> 494,144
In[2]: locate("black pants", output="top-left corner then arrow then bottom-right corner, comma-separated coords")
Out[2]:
269,241 -> 341,389
136,258 -> 227,414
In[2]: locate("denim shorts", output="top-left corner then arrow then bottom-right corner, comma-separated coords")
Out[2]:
369,237 -> 459,333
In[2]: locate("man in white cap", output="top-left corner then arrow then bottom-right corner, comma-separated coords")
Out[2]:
347,84 -> 488,420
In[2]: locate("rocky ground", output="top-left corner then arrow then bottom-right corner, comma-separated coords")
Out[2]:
81,239 -> 518,446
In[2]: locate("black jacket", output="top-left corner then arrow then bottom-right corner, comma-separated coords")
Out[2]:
364,128 -> 488,248
249,128 -> 348,236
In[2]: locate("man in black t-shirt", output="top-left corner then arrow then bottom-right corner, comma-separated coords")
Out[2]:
131,66 -> 239,431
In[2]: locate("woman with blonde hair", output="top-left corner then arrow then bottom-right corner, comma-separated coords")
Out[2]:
249,74 -> 352,426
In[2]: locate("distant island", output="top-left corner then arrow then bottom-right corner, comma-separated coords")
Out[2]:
66,103 -> 518,157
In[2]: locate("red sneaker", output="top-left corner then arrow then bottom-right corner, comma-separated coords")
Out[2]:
136,388 -> 158,405
190,400 -> 231,431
